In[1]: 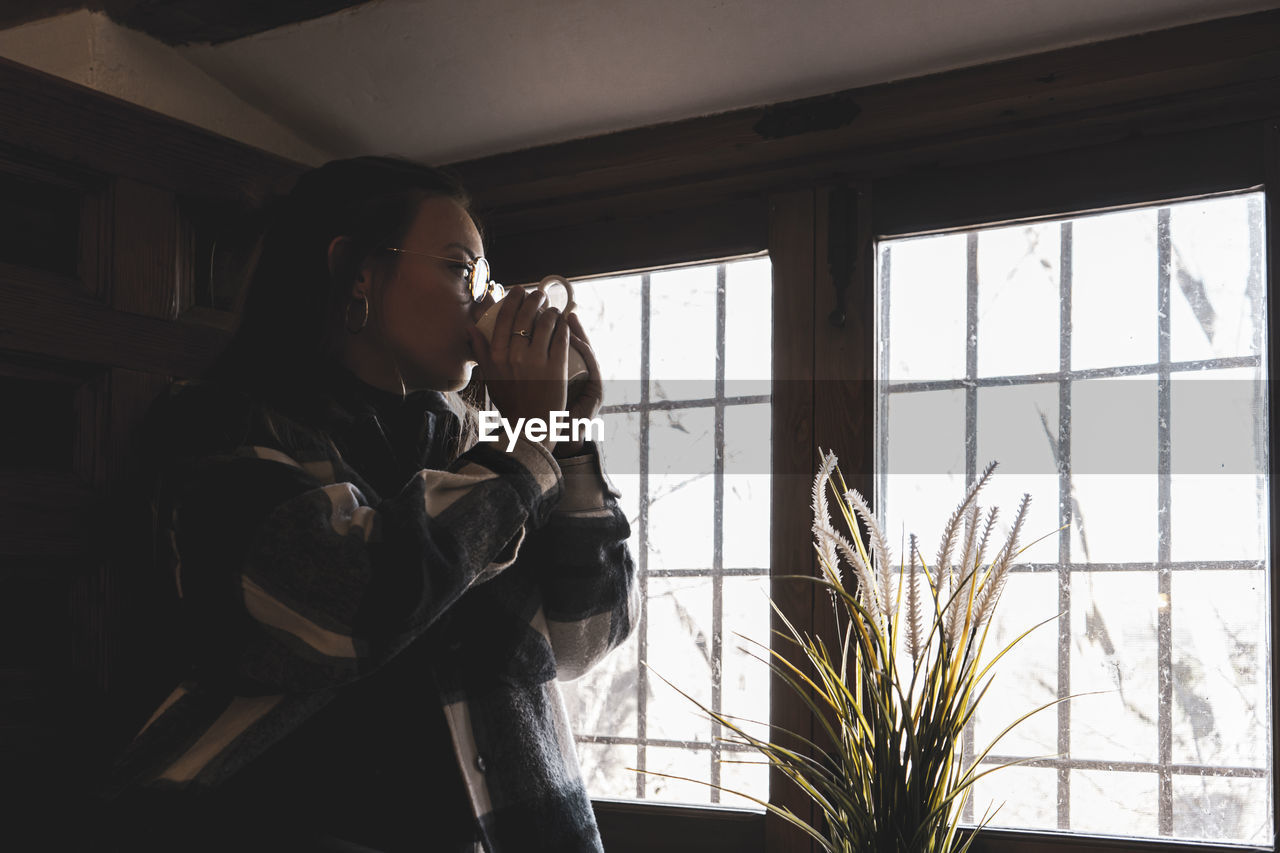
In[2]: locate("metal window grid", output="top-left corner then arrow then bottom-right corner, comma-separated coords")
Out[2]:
877,198 -> 1269,837
580,263 -> 773,804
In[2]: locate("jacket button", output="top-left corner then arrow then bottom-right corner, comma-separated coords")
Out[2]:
475,755 -> 487,773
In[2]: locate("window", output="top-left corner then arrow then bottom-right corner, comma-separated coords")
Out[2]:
557,255 -> 774,809
877,192 -> 1270,844
460,23 -> 1275,851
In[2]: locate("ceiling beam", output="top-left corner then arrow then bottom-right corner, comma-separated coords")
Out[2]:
102,0 -> 375,45
0,1 -> 96,31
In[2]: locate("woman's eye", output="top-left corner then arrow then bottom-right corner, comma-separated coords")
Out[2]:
446,262 -> 469,279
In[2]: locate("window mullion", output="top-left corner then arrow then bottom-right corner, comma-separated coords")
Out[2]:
635,271 -> 652,801
1058,218 -> 1075,830
1156,207 -> 1175,836
711,262 -> 727,803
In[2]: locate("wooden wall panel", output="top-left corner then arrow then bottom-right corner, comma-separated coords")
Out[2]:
0,54 -> 301,828
112,178 -> 178,318
0,148 -> 108,298
0,275 -> 228,378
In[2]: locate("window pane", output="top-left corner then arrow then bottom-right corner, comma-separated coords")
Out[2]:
648,406 -> 714,572
566,256 -> 771,810
722,576 -> 771,744
646,745 -> 713,804
1070,378 -> 1158,564
1071,769 -> 1160,836
725,256 -> 772,388
1171,570 -> 1269,768
971,765 -> 1058,832
882,233 -> 968,381
971,572 -> 1058,757
723,403 -> 770,570
576,742 -> 640,800
1169,195 -> 1264,363
1170,368 -> 1268,562
883,388 -> 966,546
1071,208 -> 1158,370
1172,775 -> 1270,844
976,222 -> 1060,378
647,575 -> 713,742
573,274 -> 643,406
561,626 -> 641,741
974,382 -> 1060,564
877,192 -> 1271,845
1069,570 -> 1159,764
650,264 -> 717,401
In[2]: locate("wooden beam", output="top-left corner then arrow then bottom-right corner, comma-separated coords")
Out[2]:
450,10 -> 1280,233
0,1 -> 92,30
102,0 -> 374,46
0,269 -> 229,378
0,55 -> 305,204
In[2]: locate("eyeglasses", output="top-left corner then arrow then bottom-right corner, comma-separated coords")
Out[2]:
381,247 -> 504,303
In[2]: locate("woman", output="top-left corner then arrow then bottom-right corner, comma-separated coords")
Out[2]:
101,157 -> 637,852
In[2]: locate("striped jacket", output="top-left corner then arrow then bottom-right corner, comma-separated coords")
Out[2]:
105,375 -> 638,851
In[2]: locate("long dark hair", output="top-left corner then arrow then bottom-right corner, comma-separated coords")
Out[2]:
210,156 -> 480,452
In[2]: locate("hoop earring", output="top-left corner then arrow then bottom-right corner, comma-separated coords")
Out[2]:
345,295 -> 369,334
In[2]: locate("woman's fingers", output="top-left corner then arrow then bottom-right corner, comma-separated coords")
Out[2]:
565,311 -> 593,351
473,286 -> 579,445
564,312 -> 603,411
488,287 -> 526,362
568,331 -> 601,383
552,309 -> 571,363
510,289 -> 547,354
566,336 -> 603,417
531,305 -> 562,355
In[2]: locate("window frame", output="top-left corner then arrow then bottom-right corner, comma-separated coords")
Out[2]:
565,255 -> 776,809
870,188 -> 1269,845
451,12 -> 1280,851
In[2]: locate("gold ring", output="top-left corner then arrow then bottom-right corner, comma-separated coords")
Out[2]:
515,329 -> 532,338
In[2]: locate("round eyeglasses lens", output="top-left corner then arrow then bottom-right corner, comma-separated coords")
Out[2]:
470,257 -> 492,302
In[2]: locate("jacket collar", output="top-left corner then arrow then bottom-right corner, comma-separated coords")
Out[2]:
320,369 -> 461,500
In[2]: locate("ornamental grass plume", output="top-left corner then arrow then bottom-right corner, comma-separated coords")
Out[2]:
656,451 -> 1057,853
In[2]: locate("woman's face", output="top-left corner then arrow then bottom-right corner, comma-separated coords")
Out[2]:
345,196 -> 491,393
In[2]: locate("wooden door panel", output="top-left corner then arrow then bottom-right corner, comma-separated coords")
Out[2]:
0,147 -> 108,299
112,178 -> 177,318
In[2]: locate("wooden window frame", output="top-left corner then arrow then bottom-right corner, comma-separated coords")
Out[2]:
450,10 -> 1280,853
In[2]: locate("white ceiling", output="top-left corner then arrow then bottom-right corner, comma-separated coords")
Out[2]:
12,0 -> 1280,166
174,0 -> 1280,165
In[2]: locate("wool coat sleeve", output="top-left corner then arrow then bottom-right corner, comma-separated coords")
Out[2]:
162,423 -> 565,695
522,443 -> 639,682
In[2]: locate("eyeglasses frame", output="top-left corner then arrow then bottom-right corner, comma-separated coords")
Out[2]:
380,247 -> 502,303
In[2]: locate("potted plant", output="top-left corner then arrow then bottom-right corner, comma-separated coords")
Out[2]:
658,452 -> 1056,852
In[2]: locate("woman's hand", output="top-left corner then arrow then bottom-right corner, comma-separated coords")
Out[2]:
467,287 -> 569,453
555,311 -> 604,458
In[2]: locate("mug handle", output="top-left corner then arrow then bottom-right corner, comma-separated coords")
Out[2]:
537,275 -> 576,314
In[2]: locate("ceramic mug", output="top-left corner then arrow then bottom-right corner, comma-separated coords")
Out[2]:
474,275 -> 591,386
